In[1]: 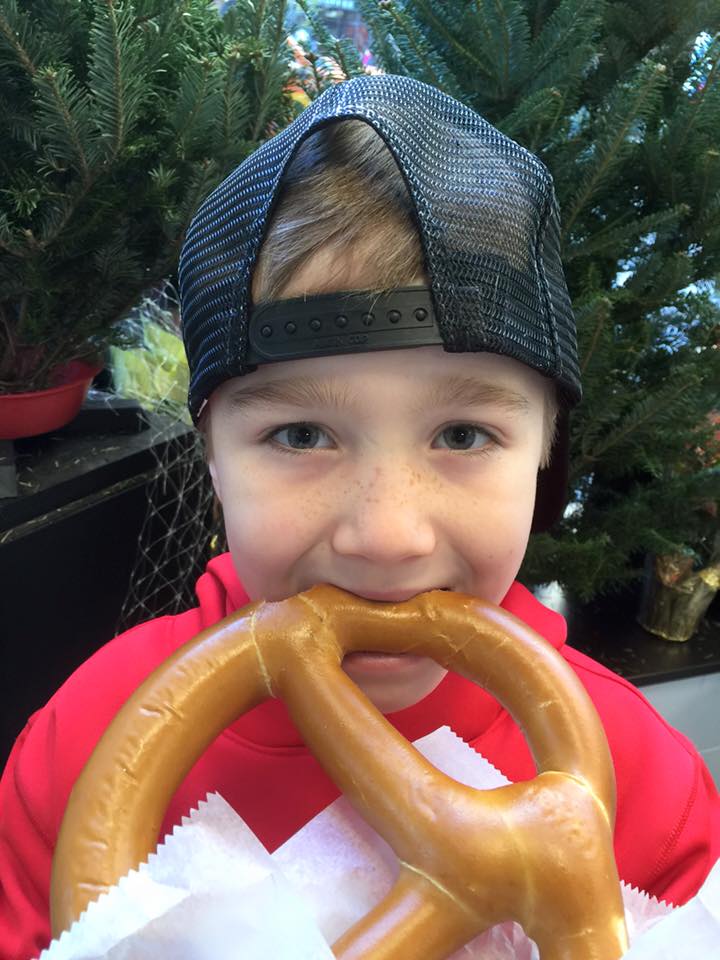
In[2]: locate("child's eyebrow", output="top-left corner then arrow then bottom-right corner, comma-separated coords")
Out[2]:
225,375 -> 531,418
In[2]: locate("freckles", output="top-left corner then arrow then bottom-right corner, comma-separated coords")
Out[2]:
297,486 -> 333,518
404,466 -> 433,490
270,487 -> 333,535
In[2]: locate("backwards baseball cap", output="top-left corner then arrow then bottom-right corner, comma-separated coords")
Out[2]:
178,74 -> 582,533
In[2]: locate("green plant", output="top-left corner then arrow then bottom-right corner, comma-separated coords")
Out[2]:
0,0 -> 297,393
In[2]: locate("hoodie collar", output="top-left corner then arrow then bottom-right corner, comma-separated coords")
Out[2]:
196,554 -> 567,749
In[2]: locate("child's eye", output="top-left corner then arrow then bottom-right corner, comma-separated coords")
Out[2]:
262,422 -> 499,457
265,423 -> 332,454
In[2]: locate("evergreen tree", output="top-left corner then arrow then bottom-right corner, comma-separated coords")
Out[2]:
0,0 -> 296,393
301,0 -> 720,603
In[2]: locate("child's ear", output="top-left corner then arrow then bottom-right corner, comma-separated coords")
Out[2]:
207,457 -> 222,504
199,405 -> 222,503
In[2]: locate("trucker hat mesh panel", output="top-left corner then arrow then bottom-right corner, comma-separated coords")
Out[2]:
179,74 -> 581,422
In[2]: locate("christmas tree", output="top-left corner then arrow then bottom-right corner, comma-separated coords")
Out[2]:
0,0 -> 297,393
301,0 -> 720,604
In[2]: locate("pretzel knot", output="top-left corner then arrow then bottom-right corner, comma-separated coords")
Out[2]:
52,585 -> 629,959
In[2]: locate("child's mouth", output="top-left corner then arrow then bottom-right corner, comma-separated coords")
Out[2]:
341,587 -> 450,671
338,585 -> 452,603
342,651 -> 428,672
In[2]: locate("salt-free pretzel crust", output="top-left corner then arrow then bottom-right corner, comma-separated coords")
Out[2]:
51,585 -> 629,959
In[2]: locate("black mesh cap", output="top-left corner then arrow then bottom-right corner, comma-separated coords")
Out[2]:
179,74 -> 582,531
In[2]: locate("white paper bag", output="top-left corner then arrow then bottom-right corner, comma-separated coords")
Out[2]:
41,792 -> 334,960
41,726 -> 718,959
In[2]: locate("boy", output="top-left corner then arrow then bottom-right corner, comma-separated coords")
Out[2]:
1,74 -> 718,959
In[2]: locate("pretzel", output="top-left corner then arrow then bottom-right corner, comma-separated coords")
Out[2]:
51,585 -> 629,959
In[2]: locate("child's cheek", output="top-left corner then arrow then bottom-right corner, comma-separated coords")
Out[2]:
222,482 -> 325,565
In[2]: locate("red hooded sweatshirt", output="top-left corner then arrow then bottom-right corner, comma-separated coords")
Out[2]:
1,554 -> 719,959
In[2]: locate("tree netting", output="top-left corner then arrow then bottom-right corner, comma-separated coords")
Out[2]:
106,285 -> 227,635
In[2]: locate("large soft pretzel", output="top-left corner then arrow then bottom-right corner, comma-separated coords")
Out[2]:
51,585 -> 629,959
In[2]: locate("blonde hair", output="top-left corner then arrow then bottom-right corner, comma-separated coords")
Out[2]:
244,119 -> 559,468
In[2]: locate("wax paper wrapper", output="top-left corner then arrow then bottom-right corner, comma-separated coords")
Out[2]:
39,789 -> 334,960
40,726 -> 719,959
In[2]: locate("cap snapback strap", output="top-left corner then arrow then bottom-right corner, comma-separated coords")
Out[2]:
246,287 -> 444,364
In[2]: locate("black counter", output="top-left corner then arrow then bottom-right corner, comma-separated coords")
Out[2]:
0,406 -> 202,766
532,581 -> 720,686
0,402 -> 190,532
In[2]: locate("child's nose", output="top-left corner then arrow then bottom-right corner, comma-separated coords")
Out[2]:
331,467 -> 438,561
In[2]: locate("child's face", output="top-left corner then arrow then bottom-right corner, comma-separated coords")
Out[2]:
206,341 -> 548,715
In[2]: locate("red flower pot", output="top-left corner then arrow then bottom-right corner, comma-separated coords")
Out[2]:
0,360 -> 103,440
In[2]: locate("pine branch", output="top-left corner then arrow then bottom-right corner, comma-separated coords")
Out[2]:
170,57 -> 218,157
332,37 -> 366,81
565,205 -> 688,262
500,85 -> 566,152
33,194 -> 78,250
624,251 -> 695,312
471,0 -> 530,98
562,60 -> 667,238
158,157 -> 223,269
683,39 -> 720,138
667,44 -> 720,205
527,43 -> 597,102
576,372 -> 703,469
0,0 -> 303,395
251,0 -> 291,141
575,295 -> 612,378
295,0 -> 365,79
132,0 -> 220,96
19,337 -> 89,394
33,65 -> 93,183
0,210 -> 23,256
408,0 -> 496,81
215,55 -> 251,158
375,0 -> 454,92
520,530 -> 617,603
493,0 -> 511,94
0,90 -> 40,151
525,0 -> 603,86
0,1 -> 39,78
529,0 -> 554,40
293,0 -> 334,57
570,392 -> 627,469
88,0 -> 149,164
355,1 -> 403,73
695,181 -> 720,244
